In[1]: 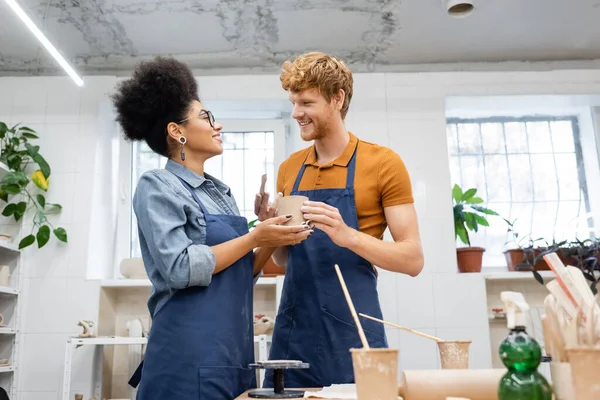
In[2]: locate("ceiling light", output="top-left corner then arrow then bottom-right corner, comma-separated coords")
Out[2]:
445,0 -> 474,17
3,0 -> 84,86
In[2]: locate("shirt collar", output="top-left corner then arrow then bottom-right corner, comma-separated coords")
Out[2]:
165,159 -> 231,195
304,132 -> 358,167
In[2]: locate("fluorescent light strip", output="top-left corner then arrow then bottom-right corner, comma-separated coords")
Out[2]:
4,0 -> 84,87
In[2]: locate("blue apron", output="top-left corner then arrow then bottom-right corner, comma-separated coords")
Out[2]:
264,142 -> 388,388
135,177 -> 256,399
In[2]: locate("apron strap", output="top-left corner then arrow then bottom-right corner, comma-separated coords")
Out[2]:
176,176 -> 210,215
292,140 -> 359,192
345,143 -> 358,190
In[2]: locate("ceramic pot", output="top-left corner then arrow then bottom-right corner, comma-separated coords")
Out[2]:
276,195 -> 308,226
456,247 -> 484,273
350,348 -> 398,400
262,258 -> 285,277
119,258 -> 148,279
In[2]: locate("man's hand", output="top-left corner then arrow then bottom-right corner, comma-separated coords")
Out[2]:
301,201 -> 355,248
254,192 -> 281,222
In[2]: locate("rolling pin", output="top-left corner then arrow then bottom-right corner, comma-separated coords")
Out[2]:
398,369 -> 506,400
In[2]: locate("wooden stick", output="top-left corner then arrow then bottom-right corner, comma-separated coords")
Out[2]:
334,264 -> 370,349
359,313 -> 443,342
259,174 -> 267,194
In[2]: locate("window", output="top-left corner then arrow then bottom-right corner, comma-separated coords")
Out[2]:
121,120 -> 285,262
446,116 -> 594,267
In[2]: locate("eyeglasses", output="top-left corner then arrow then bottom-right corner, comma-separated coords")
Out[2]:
178,110 -> 216,128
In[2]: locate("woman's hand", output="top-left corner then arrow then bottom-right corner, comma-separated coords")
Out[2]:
250,214 -> 312,248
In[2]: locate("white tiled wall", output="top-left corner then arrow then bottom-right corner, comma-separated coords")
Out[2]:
2,67 -> 600,397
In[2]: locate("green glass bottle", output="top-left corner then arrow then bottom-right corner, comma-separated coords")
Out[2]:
498,292 -> 553,400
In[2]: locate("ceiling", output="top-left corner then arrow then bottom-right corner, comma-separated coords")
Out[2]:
1,0 -> 600,77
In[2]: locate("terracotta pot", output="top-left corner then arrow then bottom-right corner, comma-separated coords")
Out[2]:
262,258 -> 285,277
456,247 -> 485,273
504,249 -> 578,272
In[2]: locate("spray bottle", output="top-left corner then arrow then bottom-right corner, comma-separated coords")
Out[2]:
498,291 -> 552,400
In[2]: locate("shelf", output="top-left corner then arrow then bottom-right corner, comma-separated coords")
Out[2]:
0,286 -> 18,295
482,270 -> 556,281
0,328 -> 16,334
255,277 -> 277,286
0,241 -> 19,253
68,336 -> 148,346
102,276 -> 280,288
0,365 -> 14,373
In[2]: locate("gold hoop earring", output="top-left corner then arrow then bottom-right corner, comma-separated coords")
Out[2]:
179,136 -> 187,161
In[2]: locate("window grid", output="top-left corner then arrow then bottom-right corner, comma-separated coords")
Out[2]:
447,116 -> 592,265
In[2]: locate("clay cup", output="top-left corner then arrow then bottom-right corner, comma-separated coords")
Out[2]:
275,195 -> 309,226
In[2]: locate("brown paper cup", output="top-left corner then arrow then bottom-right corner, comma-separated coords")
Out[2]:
550,361 -> 575,400
275,195 -> 308,226
350,348 -> 399,400
566,346 -> 600,400
437,340 -> 471,369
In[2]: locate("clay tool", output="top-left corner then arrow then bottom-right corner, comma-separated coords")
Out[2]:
543,253 -> 586,321
334,264 -> 370,349
260,174 -> 267,194
359,313 -> 443,342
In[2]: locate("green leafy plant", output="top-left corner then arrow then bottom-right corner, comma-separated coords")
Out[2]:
452,184 -> 498,246
0,121 -> 67,249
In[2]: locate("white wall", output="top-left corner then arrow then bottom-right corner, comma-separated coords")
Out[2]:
2,67 -> 600,398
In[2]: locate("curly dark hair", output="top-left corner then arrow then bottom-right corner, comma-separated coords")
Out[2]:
111,56 -> 200,157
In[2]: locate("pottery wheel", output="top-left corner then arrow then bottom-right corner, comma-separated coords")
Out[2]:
248,361 -> 310,399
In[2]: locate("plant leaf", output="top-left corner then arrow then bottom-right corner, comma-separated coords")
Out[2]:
33,154 -> 51,179
464,212 -> 476,232
18,234 -> 35,249
452,184 -> 463,203
462,188 -> 477,201
0,190 -> 7,202
466,196 -> 484,204
36,225 -> 50,248
1,203 -> 16,217
36,194 -> 46,208
473,214 -> 490,227
2,184 -> 20,195
31,170 -> 48,191
53,227 -> 68,243
532,270 -> 544,285
472,205 -> 499,216
45,203 -> 62,214
455,222 -> 470,246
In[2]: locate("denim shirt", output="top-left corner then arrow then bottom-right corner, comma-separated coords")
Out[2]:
133,159 -> 255,318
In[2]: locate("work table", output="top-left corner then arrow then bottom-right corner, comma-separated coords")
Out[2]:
236,388 -> 328,399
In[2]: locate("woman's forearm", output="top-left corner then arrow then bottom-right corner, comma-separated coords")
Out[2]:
253,246 -> 277,275
211,232 -> 257,274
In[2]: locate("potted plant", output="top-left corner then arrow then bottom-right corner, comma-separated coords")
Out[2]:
0,121 -> 66,249
452,184 -> 498,273
248,218 -> 285,277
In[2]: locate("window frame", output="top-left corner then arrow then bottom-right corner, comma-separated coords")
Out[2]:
446,115 -> 595,267
114,119 -> 287,278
